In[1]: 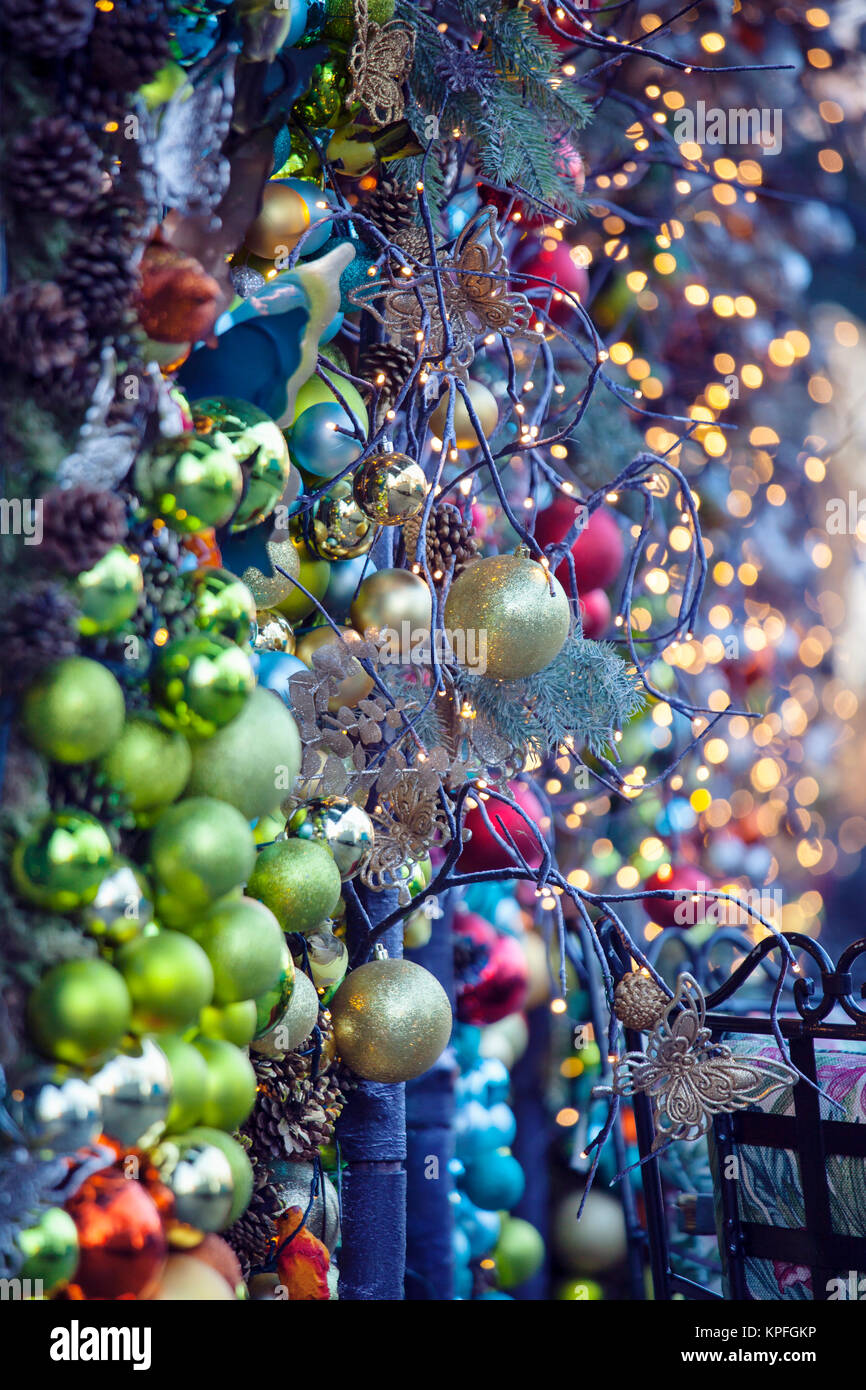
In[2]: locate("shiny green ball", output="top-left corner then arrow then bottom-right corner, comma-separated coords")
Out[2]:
193,1038 -> 256,1132
253,939 -> 295,1038
492,1217 -> 545,1290
134,432 -> 243,534
190,397 -> 292,533
247,837 -> 342,935
75,546 -> 144,636
12,811 -> 113,912
27,959 -> 132,1066
150,633 -> 255,739
19,657 -> 125,764
149,797 -> 256,925
184,566 -> 257,646
198,999 -> 258,1047
17,1207 -> 79,1294
100,716 -> 192,816
188,896 -> 285,1005
185,687 -> 301,821
323,0 -> 394,42
117,929 -> 214,1033
294,57 -> 347,126
182,1126 -> 253,1223
158,1033 -> 209,1133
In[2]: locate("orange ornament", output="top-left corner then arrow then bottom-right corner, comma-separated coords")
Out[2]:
65,1168 -> 168,1300
275,1207 -> 330,1300
182,528 -> 223,569
136,242 -> 222,345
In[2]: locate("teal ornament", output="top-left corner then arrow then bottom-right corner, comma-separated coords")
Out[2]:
337,243 -> 377,314
178,242 -> 356,428
323,555 -> 376,622
461,1149 -> 525,1212
255,650 -> 307,702
288,401 -> 363,478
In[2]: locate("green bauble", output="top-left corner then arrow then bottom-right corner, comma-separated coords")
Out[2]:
81,859 -> 153,947
19,657 -> 125,764
184,567 -> 257,646
17,1207 -> 79,1294
134,433 -> 243,534
273,537 -> 330,623
27,959 -> 132,1066
159,1033 -> 209,1133
188,897 -> 285,1005
323,0 -> 394,42
182,1127 -> 253,1224
253,940 -> 295,1038
117,930 -> 214,1033
190,397 -> 292,533
254,811 -> 285,846
492,1217 -> 545,1290
198,999 -> 257,1047
294,57 -> 347,126
12,811 -> 113,912
75,546 -> 144,636
149,797 -> 256,924
149,634 -> 255,739
193,1038 -> 256,1132
292,366 -> 368,431
99,717 -> 192,816
185,687 -> 301,821
246,838 -> 342,935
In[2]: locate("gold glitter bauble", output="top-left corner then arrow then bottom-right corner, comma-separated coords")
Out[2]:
330,958 -> 452,1083
311,477 -> 375,559
430,379 -> 499,450
443,552 -> 570,679
350,568 -> 432,642
353,452 -> 427,527
241,534 -> 302,610
295,626 -> 374,711
243,183 -> 314,261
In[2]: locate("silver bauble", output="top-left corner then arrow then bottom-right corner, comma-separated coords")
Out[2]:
250,969 -> 319,1058
80,860 -> 153,947
285,797 -> 374,880
5,1068 -> 102,1156
90,1038 -> 172,1149
158,1140 -> 235,1232
269,1160 -> 341,1252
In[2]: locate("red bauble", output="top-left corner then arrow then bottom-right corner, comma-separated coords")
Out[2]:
518,240 -> 590,329
721,646 -> 775,695
66,1168 -> 168,1300
535,0 -> 603,50
642,864 -> 713,929
458,782 -> 547,873
454,912 -> 529,1025
536,502 -> 624,593
579,588 -> 611,639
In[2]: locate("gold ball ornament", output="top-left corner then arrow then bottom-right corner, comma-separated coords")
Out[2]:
350,568 -> 432,643
251,967 -> 319,1058
151,1253 -> 237,1300
12,811 -> 113,912
238,532 -> 303,611
295,625 -> 375,711
243,181 -> 320,261
353,452 -> 427,527
191,397 -> 291,532
134,433 -> 243,534
430,379 -> 499,449
247,837 -> 342,934
285,796 -> 374,879
185,566 -> 257,646
19,656 -> 125,765
310,477 -> 375,559
75,546 -> 143,636
149,633 -> 255,739
252,611 -> 295,653
330,958 -> 453,1084
444,552 -> 570,679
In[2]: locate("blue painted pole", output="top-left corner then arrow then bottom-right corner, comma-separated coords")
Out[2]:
405,893 -> 456,1300
336,889 -> 407,1300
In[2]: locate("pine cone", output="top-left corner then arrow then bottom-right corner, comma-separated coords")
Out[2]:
0,283 -> 89,380
61,223 -> 139,333
7,118 -> 103,220
0,583 -> 78,691
241,1022 -> 351,1166
403,501 -> 480,584
613,971 -> 669,1030
224,1183 -> 278,1280
358,174 -> 416,243
39,485 -> 128,576
358,342 -> 417,423
31,356 -> 101,415
63,60 -> 125,135
89,0 -> 171,94
0,0 -> 94,58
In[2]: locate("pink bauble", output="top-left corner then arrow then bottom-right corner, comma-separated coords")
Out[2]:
454,912 -> 530,1025
518,241 -> 590,328
536,503 -> 624,594
579,588 -> 611,639
459,782 -> 547,873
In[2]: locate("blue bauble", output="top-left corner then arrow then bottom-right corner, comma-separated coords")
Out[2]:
256,651 -> 307,702
452,1191 -> 501,1259
452,1022 -> 482,1072
462,1150 -> 526,1212
486,1102 -> 517,1148
323,555 -> 376,623
288,401 -> 363,478
452,1223 -> 472,1267
455,1067 -> 488,1106
319,310 -> 344,344
477,1057 -> 510,1108
479,1290 -> 514,1300
281,0 -> 309,47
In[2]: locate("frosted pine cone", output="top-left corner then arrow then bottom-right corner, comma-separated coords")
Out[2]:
613,972 -> 669,1030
